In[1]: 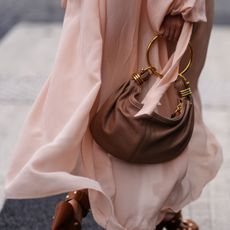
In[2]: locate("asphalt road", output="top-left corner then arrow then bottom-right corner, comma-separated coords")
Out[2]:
0,0 -> 64,38
0,195 -> 104,230
0,0 -> 229,39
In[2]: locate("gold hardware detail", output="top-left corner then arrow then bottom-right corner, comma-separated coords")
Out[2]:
132,66 -> 163,85
180,88 -> 192,97
132,34 -> 193,117
172,99 -> 183,117
132,72 -> 144,85
142,66 -> 163,78
175,101 -> 183,114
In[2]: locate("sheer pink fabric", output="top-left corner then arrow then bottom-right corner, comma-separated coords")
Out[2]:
5,0 -> 222,229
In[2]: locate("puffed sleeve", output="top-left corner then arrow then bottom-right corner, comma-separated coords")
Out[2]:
169,0 -> 207,22
146,0 -> 206,33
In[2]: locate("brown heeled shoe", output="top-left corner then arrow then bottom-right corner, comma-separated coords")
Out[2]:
156,211 -> 199,230
52,190 -> 90,230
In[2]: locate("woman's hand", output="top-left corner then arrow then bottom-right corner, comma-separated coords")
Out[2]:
60,0 -> 67,9
161,14 -> 184,41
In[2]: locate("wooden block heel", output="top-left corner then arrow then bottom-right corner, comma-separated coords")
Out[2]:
155,211 -> 199,230
51,190 -> 90,230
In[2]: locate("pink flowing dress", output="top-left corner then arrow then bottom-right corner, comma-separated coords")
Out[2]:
5,0 -> 222,229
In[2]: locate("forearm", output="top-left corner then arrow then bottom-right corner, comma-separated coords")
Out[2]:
60,0 -> 67,9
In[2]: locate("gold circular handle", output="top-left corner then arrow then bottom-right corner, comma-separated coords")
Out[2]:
146,35 -> 159,68
146,35 -> 193,78
179,43 -> 193,76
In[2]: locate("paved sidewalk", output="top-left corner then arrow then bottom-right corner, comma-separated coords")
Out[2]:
0,22 -> 229,229
0,0 -> 64,39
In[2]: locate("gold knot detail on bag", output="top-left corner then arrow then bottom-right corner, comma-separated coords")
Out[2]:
90,35 -> 195,164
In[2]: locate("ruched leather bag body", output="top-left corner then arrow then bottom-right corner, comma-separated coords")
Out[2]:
90,36 -> 195,164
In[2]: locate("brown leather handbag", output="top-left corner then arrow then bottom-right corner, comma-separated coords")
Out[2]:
90,36 -> 194,164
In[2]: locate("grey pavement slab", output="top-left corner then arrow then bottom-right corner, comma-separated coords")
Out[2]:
0,0 -> 64,39
0,22 -> 61,79
0,22 -> 229,229
0,0 -> 229,41
0,195 -> 104,230
199,26 -> 230,108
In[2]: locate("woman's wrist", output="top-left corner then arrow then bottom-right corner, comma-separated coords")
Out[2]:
161,14 -> 184,41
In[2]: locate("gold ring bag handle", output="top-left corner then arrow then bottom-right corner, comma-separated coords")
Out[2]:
132,34 -> 193,88
144,35 -> 193,117
146,35 -> 193,82
135,22 -> 194,117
